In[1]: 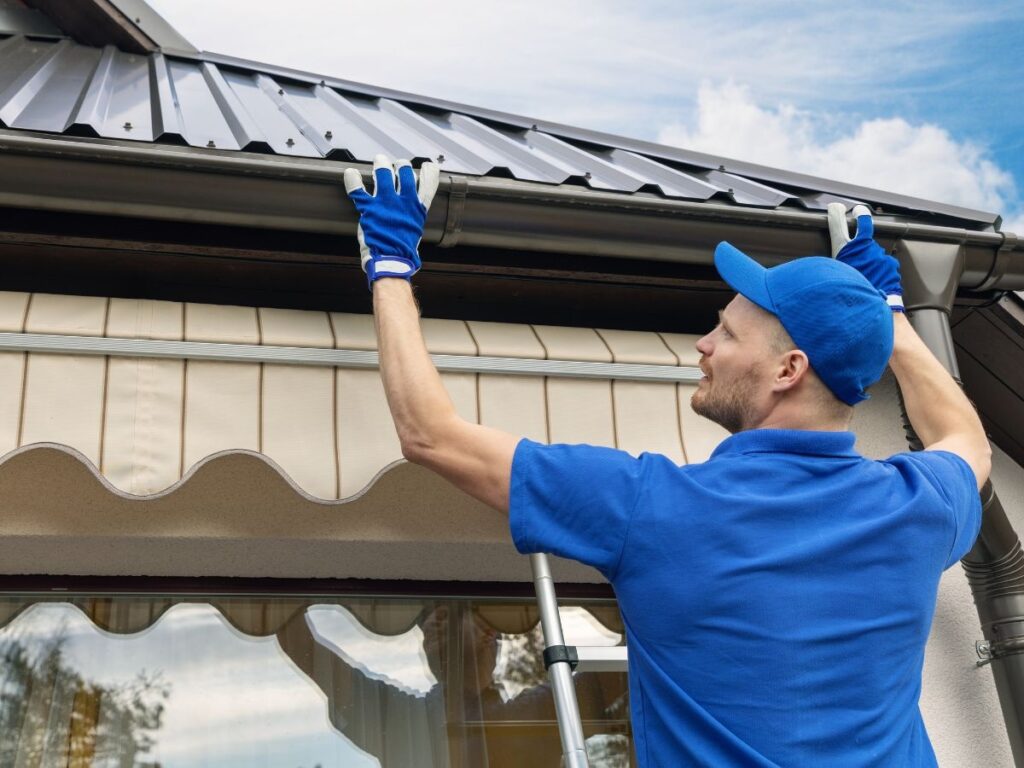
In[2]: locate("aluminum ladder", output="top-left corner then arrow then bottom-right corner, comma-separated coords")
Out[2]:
530,552 -> 630,768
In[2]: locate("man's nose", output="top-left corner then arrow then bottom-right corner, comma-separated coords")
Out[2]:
695,333 -> 712,356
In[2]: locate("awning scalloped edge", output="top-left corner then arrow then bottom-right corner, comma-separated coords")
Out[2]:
0,442 -> 605,584
3,441 -> 405,506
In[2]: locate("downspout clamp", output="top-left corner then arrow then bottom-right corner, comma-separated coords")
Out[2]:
896,239 -> 1024,765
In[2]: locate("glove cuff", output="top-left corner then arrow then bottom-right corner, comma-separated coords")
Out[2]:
887,294 -> 905,313
365,254 -> 419,290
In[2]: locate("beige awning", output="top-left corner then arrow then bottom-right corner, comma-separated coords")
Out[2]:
0,291 -> 727,581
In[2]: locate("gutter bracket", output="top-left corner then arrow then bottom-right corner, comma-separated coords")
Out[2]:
974,231 -> 1019,292
438,175 -> 468,248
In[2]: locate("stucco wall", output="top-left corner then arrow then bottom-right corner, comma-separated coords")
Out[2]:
854,371 -> 1020,767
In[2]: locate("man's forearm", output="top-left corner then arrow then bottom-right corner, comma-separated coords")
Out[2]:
889,312 -> 987,452
373,279 -> 458,456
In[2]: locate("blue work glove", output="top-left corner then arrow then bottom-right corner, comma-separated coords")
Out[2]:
827,203 -> 904,312
343,154 -> 439,289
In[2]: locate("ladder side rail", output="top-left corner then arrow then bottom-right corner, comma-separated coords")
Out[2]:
530,552 -> 590,768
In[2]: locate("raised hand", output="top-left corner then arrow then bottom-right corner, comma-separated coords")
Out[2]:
827,203 -> 904,312
344,154 -> 440,288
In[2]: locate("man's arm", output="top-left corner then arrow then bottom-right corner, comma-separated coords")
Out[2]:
887,312 -> 991,489
373,278 -> 519,513
828,203 -> 991,489
343,156 -> 518,513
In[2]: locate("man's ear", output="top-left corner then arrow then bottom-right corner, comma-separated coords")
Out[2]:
774,349 -> 811,392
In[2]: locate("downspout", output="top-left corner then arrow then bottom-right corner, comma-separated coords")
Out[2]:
896,238 -> 1024,764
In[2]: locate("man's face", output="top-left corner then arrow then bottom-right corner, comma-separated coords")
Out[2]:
691,295 -> 778,434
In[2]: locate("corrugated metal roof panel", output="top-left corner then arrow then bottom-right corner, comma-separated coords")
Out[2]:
17,43 -> 108,132
0,33 -> 1002,229
73,46 -> 153,140
605,149 -> 722,201
438,113 -> 571,183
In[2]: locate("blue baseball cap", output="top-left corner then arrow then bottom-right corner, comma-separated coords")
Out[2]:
713,242 -> 893,405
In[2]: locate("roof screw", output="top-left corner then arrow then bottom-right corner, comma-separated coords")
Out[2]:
874,206 -> 884,214
320,80 -> 326,86
437,154 -> 445,163
123,121 -> 132,131
530,124 -> 538,131
286,138 -> 295,147
135,17 -> 141,23
584,171 -> 592,180
278,88 -> 284,95
728,187 -> 734,194
718,164 -> 726,171
207,140 -> 216,148
324,130 -> 333,140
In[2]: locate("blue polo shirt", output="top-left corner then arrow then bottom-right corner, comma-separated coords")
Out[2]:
510,429 -> 981,767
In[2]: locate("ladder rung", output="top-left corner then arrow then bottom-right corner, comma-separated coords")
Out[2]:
573,645 -> 628,673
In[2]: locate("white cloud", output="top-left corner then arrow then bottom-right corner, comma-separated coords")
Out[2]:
657,82 -> 1022,225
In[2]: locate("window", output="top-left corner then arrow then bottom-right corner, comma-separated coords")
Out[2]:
0,592 -> 632,767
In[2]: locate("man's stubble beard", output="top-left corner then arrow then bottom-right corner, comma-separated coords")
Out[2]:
691,367 -> 762,434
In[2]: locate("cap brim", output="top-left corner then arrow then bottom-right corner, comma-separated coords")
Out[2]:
714,242 -> 775,313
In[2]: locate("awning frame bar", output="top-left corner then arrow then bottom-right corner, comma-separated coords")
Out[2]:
0,332 -> 703,383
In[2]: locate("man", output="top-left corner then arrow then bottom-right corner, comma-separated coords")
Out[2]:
344,155 -> 990,767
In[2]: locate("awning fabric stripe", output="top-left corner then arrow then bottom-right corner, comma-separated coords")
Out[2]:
0,291 -> 728,500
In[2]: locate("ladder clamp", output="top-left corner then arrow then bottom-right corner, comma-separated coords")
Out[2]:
544,644 -> 629,673
543,644 -> 579,670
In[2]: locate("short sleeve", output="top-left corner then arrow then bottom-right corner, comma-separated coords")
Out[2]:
901,450 -> 982,567
509,439 -> 646,579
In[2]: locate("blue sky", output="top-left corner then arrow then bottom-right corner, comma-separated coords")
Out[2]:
148,0 -> 1024,230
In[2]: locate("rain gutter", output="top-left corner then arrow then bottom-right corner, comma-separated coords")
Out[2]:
0,130 -> 1022,291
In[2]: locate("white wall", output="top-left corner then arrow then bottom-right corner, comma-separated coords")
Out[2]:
854,371 -> 1021,767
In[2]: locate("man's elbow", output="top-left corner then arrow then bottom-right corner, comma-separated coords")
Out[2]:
975,440 -> 993,490
397,416 -> 458,466
961,429 -> 993,491
399,431 -> 432,465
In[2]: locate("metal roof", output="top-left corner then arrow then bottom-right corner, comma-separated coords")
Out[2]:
0,31 -> 1003,230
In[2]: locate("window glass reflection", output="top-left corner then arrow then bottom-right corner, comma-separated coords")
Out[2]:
0,595 -> 632,767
